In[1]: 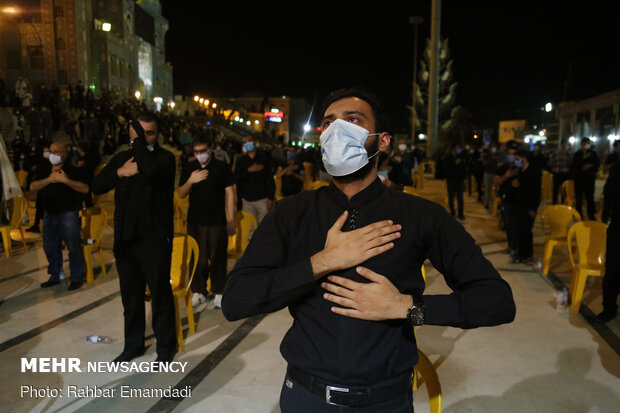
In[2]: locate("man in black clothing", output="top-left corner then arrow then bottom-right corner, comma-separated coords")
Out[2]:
222,87 -> 516,412
601,140 -> 620,223
573,137 -> 600,220
235,135 -> 275,224
276,149 -> 305,197
599,156 -> 620,321
178,135 -> 236,311
30,143 -> 89,290
91,112 -> 177,363
444,144 -> 466,220
511,150 -> 542,264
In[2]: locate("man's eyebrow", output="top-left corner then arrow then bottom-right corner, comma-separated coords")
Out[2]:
321,111 -> 368,122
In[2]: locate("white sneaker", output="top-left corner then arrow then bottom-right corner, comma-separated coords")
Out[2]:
213,294 -> 222,309
191,293 -> 207,308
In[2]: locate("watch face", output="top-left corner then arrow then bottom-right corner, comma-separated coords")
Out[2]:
409,306 -> 425,326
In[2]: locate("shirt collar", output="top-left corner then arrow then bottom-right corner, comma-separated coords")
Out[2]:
327,177 -> 386,210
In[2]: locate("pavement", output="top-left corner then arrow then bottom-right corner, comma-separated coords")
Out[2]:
0,175 -> 619,413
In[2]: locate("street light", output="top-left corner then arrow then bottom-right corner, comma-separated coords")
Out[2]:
545,102 -> 552,112
134,91 -> 141,99
409,15 -> 424,143
101,22 -> 112,32
303,124 -> 311,132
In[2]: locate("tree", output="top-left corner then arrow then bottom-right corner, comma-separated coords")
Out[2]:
410,38 -> 459,143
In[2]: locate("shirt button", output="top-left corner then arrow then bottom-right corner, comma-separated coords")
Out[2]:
350,224 -> 356,230
352,209 -> 359,214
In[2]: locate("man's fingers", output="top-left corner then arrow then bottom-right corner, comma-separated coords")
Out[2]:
329,210 -> 348,232
326,275 -> 359,291
365,232 -> 401,249
363,243 -> 395,260
360,220 -> 394,234
355,266 -> 384,283
322,292 -> 356,309
321,281 -> 354,299
330,307 -> 361,318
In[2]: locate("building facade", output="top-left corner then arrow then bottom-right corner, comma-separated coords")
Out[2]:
0,0 -> 172,103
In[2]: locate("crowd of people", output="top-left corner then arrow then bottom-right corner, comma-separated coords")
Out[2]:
2,83 -> 618,410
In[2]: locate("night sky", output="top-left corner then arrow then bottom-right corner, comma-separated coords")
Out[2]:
161,0 -> 620,131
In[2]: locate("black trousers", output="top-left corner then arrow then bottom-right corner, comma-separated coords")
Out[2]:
602,225 -> 620,315
447,180 -> 464,218
513,206 -> 535,260
115,237 -> 176,355
574,178 -> 596,220
187,223 -> 228,295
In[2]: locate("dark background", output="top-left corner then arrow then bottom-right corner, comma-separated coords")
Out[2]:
161,0 -> 620,131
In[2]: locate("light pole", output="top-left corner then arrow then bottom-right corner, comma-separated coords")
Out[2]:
427,0 -> 442,158
409,16 -> 424,144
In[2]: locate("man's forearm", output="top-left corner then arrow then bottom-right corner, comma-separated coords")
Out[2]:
65,179 -> 89,194
177,181 -> 192,198
30,178 -> 50,192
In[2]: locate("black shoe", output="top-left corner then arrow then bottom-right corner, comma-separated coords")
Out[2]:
156,351 -> 176,363
112,348 -> 145,363
26,226 -> 40,233
41,279 -> 60,288
68,281 -> 83,291
597,311 -> 617,322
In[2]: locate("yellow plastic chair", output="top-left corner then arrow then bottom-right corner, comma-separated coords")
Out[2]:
541,170 -> 553,204
238,210 -> 258,255
404,186 -> 419,196
80,207 -> 108,283
566,221 -> 608,313
561,180 -> 575,207
274,174 -> 283,201
303,162 -> 314,190
309,180 -> 330,190
173,190 -> 189,234
15,170 -> 28,190
413,349 -> 442,413
169,234 -> 199,351
540,205 -> 581,276
0,196 -> 29,257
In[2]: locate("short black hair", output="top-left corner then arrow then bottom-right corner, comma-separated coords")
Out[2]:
192,134 -> 213,148
136,111 -> 160,132
581,137 -> 591,145
321,86 -> 386,133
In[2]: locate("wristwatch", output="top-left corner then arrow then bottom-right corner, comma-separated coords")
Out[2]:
407,295 -> 425,326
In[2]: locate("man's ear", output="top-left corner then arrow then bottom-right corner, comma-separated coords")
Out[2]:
377,132 -> 392,152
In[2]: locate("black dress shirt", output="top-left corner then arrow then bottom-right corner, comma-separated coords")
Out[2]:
235,151 -> 275,201
515,166 -> 542,212
573,149 -> 600,181
222,178 -> 515,385
91,136 -> 175,254
179,158 -> 235,226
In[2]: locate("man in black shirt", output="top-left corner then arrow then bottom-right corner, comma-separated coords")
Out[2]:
511,150 -> 542,264
573,137 -> 600,220
599,156 -> 620,321
178,135 -> 236,310
235,135 -> 275,224
30,143 -> 89,290
444,144 -> 466,220
222,87 -> 516,412
275,149 -> 305,197
92,112 -> 177,363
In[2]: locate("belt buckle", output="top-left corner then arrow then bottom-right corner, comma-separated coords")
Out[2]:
325,385 -> 349,406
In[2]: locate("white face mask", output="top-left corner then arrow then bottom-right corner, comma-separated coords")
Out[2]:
195,152 -> 209,164
319,119 -> 379,176
398,144 -> 407,152
48,153 -> 62,165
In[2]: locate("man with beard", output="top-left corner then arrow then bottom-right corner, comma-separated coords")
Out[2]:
222,87 -> 516,412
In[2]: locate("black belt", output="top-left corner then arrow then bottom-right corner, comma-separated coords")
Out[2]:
286,365 -> 412,407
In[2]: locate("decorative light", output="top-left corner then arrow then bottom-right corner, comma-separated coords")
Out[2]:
212,103 -> 217,108
545,102 -> 552,112
134,91 -> 141,99
1,6 -> 20,14
303,124 -> 311,132
254,120 -> 259,124
101,22 -> 112,32
194,96 -> 199,102
569,136 -> 576,144
538,131 -> 545,137
246,121 -> 251,126
234,116 -> 239,121
199,98 -> 204,103
169,101 -> 176,109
